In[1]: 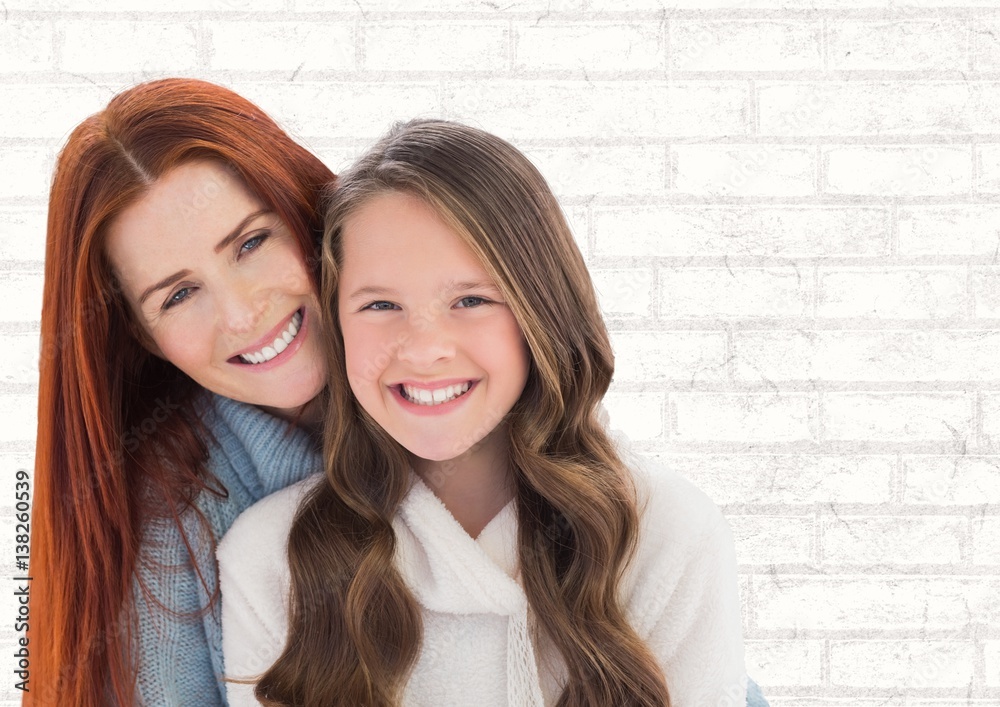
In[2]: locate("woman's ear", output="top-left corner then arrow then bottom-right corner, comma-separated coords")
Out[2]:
118,298 -> 166,359
138,333 -> 166,359
108,271 -> 166,359
127,313 -> 165,358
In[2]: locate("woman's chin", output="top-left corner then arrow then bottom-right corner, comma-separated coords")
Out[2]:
247,384 -> 324,421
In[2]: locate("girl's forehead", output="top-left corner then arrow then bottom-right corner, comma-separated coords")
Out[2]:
339,193 -> 471,260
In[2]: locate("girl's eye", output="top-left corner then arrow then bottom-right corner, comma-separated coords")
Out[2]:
163,287 -> 193,310
456,296 -> 489,308
364,301 -> 398,311
239,232 -> 269,256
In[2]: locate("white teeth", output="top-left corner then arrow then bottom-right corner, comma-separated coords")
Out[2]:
238,310 -> 303,365
401,381 -> 471,406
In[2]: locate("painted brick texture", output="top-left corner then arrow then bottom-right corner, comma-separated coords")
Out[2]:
2,2 -> 998,705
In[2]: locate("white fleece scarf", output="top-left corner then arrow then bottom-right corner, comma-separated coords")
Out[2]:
392,474 -> 546,707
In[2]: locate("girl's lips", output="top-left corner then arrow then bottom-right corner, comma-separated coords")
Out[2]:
228,307 -> 308,371
391,377 -> 476,390
390,380 -> 478,416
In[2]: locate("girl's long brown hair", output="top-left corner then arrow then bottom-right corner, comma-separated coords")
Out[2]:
258,120 -> 671,706
28,78 -> 333,707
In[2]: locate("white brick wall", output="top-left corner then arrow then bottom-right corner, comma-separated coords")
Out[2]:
827,19 -> 972,71
2,2 -> 998,704
210,22 -> 356,72
60,21 -> 200,72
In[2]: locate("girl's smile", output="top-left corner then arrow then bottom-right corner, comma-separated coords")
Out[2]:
390,379 -> 478,415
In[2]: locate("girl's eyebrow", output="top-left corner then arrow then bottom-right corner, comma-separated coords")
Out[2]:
346,285 -> 397,302
451,280 -> 500,292
346,280 -> 499,302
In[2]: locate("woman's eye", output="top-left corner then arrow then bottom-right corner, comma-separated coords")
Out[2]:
364,301 -> 398,311
239,232 -> 269,255
456,296 -> 489,308
163,287 -> 193,310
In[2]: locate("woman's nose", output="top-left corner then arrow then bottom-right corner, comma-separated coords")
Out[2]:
218,280 -> 268,335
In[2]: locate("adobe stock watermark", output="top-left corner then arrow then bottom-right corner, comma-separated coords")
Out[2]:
17,592 -> 132,703
899,639 -> 962,697
881,146 -> 942,200
724,89 -> 829,196
672,24 -> 721,71
13,469 -> 31,693
597,269 -> 653,317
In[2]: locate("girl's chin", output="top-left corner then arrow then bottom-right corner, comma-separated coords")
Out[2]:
406,447 -> 470,465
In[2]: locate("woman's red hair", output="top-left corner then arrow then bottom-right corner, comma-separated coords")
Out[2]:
27,78 -> 334,706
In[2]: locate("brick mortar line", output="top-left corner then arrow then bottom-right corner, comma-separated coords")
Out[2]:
4,8 -> 1000,19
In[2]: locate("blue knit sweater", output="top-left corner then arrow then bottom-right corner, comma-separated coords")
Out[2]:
131,393 -> 322,706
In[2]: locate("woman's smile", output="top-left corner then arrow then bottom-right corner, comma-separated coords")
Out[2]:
231,308 -> 305,366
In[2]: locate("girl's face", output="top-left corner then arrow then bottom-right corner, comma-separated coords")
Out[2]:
337,191 -> 530,464
105,160 -> 326,418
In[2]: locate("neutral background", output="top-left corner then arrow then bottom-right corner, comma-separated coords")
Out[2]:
3,0 -> 1000,704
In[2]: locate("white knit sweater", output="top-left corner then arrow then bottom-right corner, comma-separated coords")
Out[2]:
218,450 -> 746,706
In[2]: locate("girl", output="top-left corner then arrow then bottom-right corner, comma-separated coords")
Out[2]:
29,79 -> 333,706
220,119 -> 749,706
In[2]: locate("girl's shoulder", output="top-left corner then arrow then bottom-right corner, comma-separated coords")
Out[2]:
612,432 -> 728,545
611,432 -> 736,623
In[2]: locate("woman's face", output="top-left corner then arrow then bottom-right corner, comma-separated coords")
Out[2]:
105,160 -> 325,418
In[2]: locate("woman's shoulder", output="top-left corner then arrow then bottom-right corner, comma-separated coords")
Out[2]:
196,392 -> 323,505
217,472 -> 325,566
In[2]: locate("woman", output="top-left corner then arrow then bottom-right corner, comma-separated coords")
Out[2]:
28,78 -> 333,706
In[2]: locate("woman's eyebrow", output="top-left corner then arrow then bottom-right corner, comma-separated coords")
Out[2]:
213,209 -> 272,253
138,269 -> 193,307
136,209 -> 273,306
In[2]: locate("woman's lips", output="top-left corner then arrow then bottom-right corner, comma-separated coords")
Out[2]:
228,307 -> 308,370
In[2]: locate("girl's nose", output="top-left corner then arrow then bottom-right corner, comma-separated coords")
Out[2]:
396,313 -> 455,369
